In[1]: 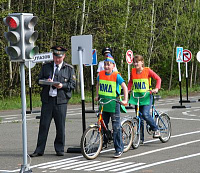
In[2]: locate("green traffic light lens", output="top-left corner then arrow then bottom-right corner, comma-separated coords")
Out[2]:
29,47 -> 39,59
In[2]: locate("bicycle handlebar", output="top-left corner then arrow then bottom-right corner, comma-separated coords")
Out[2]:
98,98 -> 121,105
132,90 -> 152,99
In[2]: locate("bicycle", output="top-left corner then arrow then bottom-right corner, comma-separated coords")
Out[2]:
80,98 -> 134,160
131,90 -> 171,149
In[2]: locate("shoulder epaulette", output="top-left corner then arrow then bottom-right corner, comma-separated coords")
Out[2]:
64,63 -> 74,69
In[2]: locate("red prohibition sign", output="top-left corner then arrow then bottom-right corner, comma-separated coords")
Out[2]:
126,50 -> 134,64
183,49 -> 192,63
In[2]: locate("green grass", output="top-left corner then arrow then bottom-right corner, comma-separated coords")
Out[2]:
0,87 -> 200,111
0,91 -> 94,111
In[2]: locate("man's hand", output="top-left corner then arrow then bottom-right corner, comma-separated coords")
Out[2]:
53,83 -> 63,89
48,78 -> 63,89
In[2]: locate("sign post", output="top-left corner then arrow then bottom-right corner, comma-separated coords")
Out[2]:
67,35 -> 92,153
172,47 -> 191,109
125,50 -> 134,109
126,49 -> 134,81
181,49 -> 195,103
85,49 -> 97,113
25,61 -> 35,114
196,51 -> 200,102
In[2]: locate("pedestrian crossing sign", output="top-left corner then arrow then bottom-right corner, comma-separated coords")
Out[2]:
176,47 -> 183,63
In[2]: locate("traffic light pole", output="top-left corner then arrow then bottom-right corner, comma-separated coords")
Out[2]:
20,63 -> 32,173
19,14 -> 32,173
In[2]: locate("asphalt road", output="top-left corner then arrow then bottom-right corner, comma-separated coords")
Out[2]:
0,94 -> 200,173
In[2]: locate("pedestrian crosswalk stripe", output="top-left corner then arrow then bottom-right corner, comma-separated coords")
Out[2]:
36,159 -> 145,172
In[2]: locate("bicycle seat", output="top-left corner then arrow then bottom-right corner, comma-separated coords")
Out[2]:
154,95 -> 161,101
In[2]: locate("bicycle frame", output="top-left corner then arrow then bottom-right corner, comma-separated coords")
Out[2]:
81,98 -> 134,159
132,90 -> 171,143
97,104 -> 108,133
134,91 -> 150,135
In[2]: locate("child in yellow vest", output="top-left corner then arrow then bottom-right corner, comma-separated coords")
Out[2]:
95,53 -> 128,158
128,55 -> 161,144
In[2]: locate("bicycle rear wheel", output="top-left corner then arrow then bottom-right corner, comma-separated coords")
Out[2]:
80,126 -> 103,159
158,113 -> 171,143
122,120 -> 134,152
132,117 -> 140,149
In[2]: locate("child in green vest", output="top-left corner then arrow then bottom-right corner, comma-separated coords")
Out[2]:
95,53 -> 128,158
128,54 -> 161,144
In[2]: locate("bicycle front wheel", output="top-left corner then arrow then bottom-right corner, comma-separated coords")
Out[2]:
132,117 -> 140,149
158,113 -> 171,143
80,126 -> 103,160
122,120 -> 134,152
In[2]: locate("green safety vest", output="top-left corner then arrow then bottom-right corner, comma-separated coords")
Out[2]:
129,68 -> 150,106
99,71 -> 118,113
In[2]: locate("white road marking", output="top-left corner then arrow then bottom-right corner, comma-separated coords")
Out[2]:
110,163 -> 145,172
84,162 -> 124,171
118,152 -> 200,173
59,160 -> 100,170
95,162 -> 134,171
171,117 -> 200,121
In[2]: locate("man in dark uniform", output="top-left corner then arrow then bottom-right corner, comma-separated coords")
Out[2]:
30,46 -> 76,157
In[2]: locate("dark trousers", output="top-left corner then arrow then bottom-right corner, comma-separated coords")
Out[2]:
35,96 -> 67,154
102,102 -> 124,153
136,95 -> 158,141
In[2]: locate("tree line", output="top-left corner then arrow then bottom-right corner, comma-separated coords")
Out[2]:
0,0 -> 199,98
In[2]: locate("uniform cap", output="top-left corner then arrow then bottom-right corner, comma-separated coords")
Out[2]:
51,46 -> 67,57
102,47 -> 112,56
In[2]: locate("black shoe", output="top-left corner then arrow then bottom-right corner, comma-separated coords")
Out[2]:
30,152 -> 43,157
102,143 -> 108,149
56,152 -> 64,156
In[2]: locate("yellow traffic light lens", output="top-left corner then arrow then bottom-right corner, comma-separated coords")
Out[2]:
25,31 -> 38,44
5,31 -> 20,44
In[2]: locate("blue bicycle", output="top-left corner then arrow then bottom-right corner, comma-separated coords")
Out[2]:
131,91 -> 171,149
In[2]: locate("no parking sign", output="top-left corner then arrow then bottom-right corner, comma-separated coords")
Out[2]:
183,49 -> 192,63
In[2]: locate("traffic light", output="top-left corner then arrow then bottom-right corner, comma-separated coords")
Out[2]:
3,13 -> 39,62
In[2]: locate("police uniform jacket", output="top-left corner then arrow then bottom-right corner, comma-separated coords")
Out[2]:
38,61 -> 76,104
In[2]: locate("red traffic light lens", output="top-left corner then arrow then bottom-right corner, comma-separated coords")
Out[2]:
6,17 -> 18,29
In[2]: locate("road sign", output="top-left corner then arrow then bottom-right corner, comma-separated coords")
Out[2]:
126,50 -> 134,64
183,49 -> 192,63
176,47 -> 183,63
25,61 -> 36,68
71,35 -> 92,65
197,51 -> 200,62
33,52 -> 53,63
85,49 -> 97,66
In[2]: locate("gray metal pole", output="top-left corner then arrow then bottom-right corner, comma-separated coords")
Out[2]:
20,63 -> 32,172
78,47 -> 86,133
19,13 -> 31,173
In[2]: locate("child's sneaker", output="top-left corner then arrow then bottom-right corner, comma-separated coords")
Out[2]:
140,140 -> 144,145
153,130 -> 160,138
113,151 -> 123,158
